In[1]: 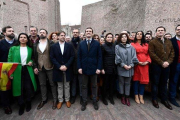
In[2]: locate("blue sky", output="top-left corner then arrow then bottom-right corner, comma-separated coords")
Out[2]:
59,0 -> 102,25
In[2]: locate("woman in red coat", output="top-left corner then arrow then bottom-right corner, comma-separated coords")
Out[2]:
131,31 -> 151,104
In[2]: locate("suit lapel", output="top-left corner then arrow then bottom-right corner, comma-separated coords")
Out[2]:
89,39 -> 95,50
63,42 -> 67,55
26,46 -> 31,64
17,46 -> 21,64
56,42 -> 62,55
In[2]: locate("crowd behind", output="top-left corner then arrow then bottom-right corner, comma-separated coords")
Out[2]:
0,25 -> 180,116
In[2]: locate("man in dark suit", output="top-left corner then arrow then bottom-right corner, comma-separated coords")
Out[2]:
0,26 -> 17,114
169,24 -> 180,107
77,27 -> 102,111
70,29 -> 82,104
50,31 -> 75,109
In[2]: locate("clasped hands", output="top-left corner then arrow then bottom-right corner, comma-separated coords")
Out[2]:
138,61 -> 149,66
78,69 -> 101,74
162,61 -> 169,68
59,65 -> 67,71
123,65 -> 132,70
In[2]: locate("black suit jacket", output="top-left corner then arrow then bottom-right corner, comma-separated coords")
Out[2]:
50,42 -> 75,82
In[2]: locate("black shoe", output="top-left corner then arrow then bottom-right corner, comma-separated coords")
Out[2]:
81,102 -> 87,111
19,104 -> 25,116
152,100 -> 159,108
37,100 -> 47,110
102,98 -> 108,105
4,106 -> 12,114
52,101 -> 57,110
70,96 -> 76,104
80,96 -> 83,105
26,101 -> 31,112
161,101 -> 173,110
109,97 -> 114,105
169,99 -> 180,107
93,101 -> 99,110
116,92 -> 120,99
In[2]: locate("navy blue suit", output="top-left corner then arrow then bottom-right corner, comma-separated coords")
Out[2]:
77,39 -> 102,75
77,39 -> 102,103
50,42 -> 75,82
169,36 -> 180,100
0,39 -> 17,62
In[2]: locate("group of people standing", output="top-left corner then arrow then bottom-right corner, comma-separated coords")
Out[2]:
0,24 -> 180,116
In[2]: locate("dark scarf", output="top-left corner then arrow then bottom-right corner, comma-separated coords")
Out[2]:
72,37 -> 80,49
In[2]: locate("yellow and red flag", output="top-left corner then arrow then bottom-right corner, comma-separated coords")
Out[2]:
0,62 -> 18,91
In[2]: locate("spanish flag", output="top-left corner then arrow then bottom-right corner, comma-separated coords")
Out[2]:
0,62 -> 18,91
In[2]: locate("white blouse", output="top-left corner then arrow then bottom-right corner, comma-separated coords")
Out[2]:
20,47 -> 28,66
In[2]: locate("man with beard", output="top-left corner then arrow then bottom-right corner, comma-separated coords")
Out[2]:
29,26 -> 40,44
70,29 -> 82,104
33,29 -> 57,110
0,26 -> 17,114
50,31 -> 74,109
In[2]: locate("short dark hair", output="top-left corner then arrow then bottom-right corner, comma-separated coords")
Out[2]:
175,24 -> 180,30
59,31 -> 66,36
0,33 -> 5,39
146,30 -> 152,35
117,33 -> 130,44
115,34 -> 119,37
72,29 -> 79,33
156,26 -> 166,32
85,27 -> 93,34
30,26 -> 38,32
39,28 -> 48,34
164,33 -> 172,36
2,26 -> 12,33
145,33 -> 151,36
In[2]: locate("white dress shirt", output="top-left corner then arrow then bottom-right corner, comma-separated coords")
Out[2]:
176,36 -> 180,41
39,40 -> 47,53
20,47 -> 28,66
59,42 -> 65,55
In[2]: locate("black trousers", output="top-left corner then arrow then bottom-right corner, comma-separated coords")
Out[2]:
18,66 -> 34,105
82,74 -> 97,102
102,74 -> 115,98
0,90 -> 11,107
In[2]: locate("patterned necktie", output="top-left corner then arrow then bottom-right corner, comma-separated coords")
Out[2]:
88,40 -> 90,51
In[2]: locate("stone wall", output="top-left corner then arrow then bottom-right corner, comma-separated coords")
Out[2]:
0,0 -> 61,34
81,0 -> 180,36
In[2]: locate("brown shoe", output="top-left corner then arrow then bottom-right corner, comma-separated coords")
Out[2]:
66,101 -> 71,108
57,102 -> 63,109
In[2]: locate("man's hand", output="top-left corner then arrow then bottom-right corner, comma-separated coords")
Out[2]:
162,61 -> 169,68
34,68 -> 39,75
96,69 -> 101,74
9,76 -> 13,79
60,65 -> 67,71
101,69 -> 105,74
78,69 -> 82,74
